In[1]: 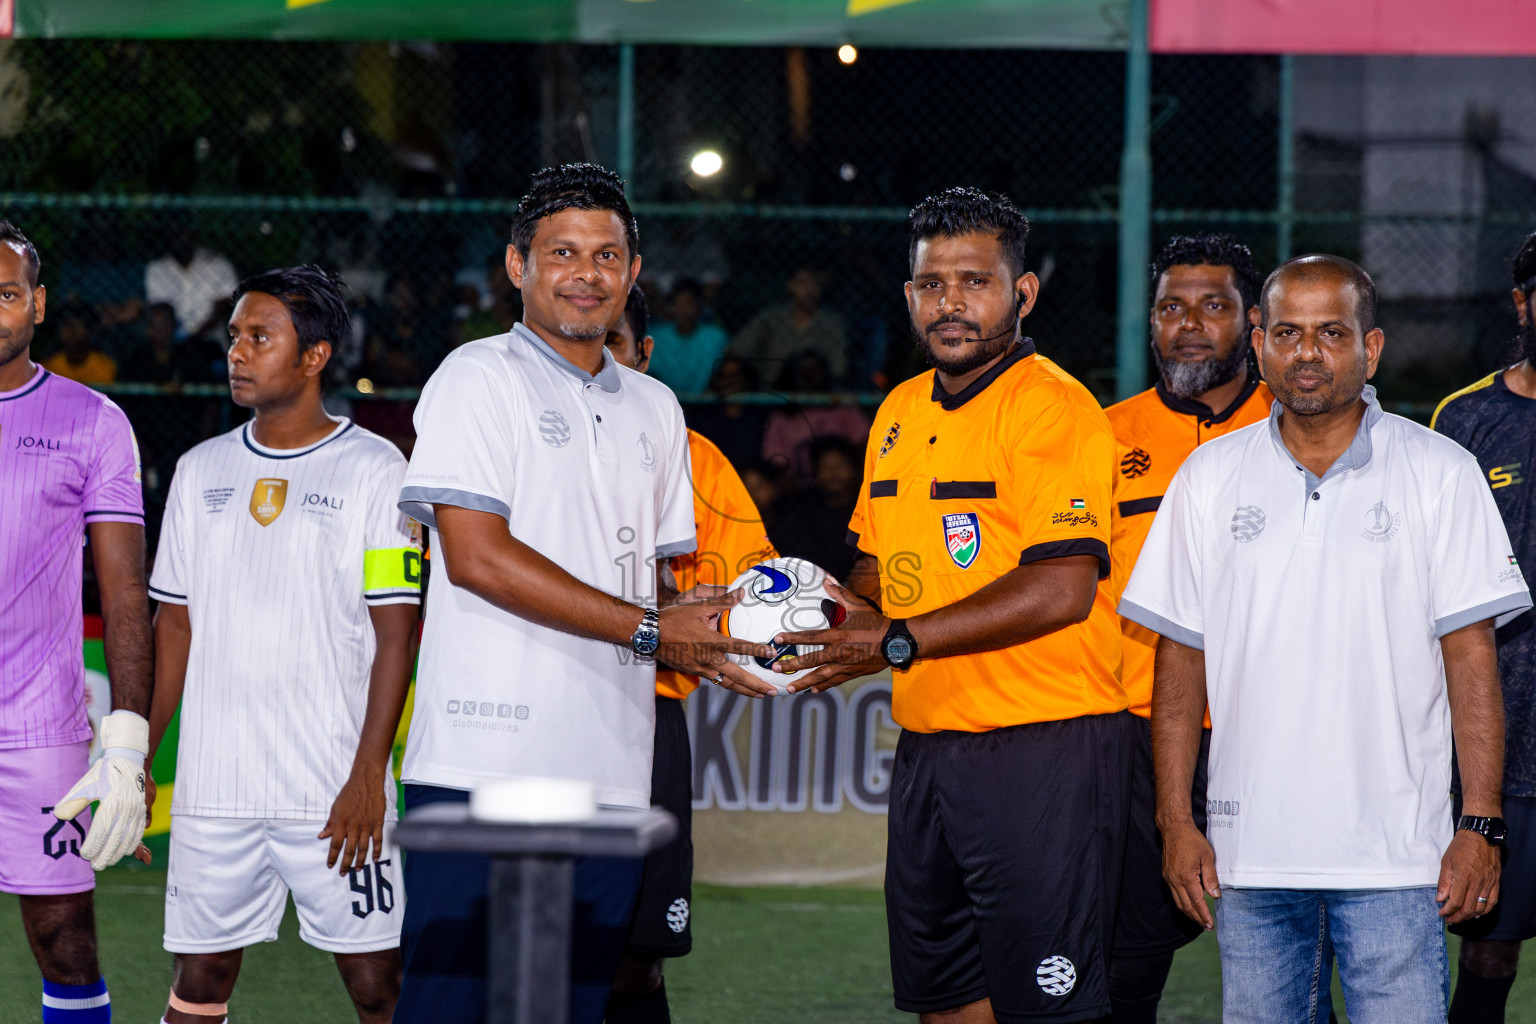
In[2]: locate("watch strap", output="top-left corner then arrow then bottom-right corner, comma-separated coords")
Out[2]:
1457,814 -> 1507,845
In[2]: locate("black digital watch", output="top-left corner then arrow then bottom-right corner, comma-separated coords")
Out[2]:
881,618 -> 918,670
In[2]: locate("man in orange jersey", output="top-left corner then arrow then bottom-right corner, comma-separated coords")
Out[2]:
603,284 -> 775,1024
777,187 -> 1133,1024
1103,233 -> 1270,1022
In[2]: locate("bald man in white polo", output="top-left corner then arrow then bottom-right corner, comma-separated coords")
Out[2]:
1122,254 -> 1530,1024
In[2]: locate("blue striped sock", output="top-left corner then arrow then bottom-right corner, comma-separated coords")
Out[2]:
41,978 -> 110,1024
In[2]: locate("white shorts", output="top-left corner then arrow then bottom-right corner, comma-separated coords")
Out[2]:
164,815 -> 403,954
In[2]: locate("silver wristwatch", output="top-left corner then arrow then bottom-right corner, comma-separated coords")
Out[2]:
630,607 -> 661,659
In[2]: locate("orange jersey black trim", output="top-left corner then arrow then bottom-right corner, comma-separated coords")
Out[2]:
1106,375 -> 1273,718
847,340 -> 1127,734
656,430 -> 776,700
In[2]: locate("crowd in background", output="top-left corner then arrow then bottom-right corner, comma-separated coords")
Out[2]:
37,221 -> 894,391
38,224 -> 881,587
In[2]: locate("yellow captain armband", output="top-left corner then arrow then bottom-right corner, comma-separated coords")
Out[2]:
364,547 -> 424,596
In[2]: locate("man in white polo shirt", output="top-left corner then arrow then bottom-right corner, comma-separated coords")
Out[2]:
1122,254 -> 1530,1023
393,164 -> 770,1024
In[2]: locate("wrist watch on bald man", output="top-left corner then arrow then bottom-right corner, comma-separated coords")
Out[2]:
1457,815 -> 1507,846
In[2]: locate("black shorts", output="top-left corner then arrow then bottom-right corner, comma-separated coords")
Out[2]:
623,695 -> 694,960
886,711 -> 1134,1024
1112,718 -> 1210,956
1450,793 -> 1536,943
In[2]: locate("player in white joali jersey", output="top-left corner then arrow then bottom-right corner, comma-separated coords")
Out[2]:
147,267 -> 420,1024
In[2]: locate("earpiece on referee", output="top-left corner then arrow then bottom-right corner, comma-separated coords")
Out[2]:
958,290 -> 1029,346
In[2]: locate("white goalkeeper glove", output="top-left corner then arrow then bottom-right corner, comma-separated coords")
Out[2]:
54,711 -> 149,871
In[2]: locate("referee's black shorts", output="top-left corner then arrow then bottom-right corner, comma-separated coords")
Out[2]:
622,695 -> 693,960
886,711 -> 1135,1023
1112,717 -> 1210,957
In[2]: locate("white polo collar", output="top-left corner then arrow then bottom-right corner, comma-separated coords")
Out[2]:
511,322 -> 622,393
1268,384 -> 1384,494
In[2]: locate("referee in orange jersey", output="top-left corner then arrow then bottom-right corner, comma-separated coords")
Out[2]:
603,285 -> 776,1024
777,188 -> 1134,1024
1103,234 -> 1271,1021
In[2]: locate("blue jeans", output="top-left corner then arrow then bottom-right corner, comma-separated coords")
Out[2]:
1215,886 -> 1449,1024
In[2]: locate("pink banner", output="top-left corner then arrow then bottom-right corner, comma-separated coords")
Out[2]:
1151,0 -> 1536,55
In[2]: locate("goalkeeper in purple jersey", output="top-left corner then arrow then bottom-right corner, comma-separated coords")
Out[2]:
0,220 -> 154,1024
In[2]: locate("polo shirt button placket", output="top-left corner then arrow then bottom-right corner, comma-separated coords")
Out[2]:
1303,483 -> 1326,538
584,381 -> 613,463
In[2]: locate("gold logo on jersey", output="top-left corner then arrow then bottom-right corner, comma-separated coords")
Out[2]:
249,478 -> 288,526
1490,463 -> 1524,490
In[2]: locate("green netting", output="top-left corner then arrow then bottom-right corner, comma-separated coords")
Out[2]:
2,41 -> 1532,562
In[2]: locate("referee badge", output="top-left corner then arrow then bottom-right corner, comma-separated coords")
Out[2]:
943,512 -> 980,569
878,422 -> 901,458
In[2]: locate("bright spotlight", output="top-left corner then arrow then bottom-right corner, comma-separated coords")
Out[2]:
838,44 -> 858,65
690,150 -> 724,177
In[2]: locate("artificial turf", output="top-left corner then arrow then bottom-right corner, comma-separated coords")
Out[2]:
4,863 -> 1536,1022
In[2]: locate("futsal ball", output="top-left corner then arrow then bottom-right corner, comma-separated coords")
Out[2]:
719,557 -> 846,694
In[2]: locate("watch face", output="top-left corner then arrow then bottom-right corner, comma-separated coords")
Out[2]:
633,627 -> 660,657
1490,818 -> 1509,843
885,635 -> 912,664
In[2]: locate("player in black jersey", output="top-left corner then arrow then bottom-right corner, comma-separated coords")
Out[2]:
1433,229 -> 1536,1024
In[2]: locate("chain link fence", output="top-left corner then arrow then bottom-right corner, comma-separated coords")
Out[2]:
3,40 -> 1534,558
